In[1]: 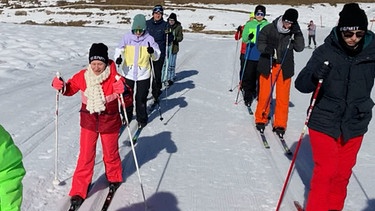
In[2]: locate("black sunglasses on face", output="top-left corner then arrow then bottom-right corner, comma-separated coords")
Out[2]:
342,31 -> 365,38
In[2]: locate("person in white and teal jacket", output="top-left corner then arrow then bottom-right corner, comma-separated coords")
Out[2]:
0,124 -> 26,211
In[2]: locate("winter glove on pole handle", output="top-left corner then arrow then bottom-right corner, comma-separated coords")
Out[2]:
52,72 -> 65,93
115,55 -> 122,65
147,42 -> 154,54
313,61 -> 331,80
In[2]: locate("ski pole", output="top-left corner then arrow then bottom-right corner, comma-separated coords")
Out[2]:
262,34 -> 294,118
115,75 -> 148,209
148,42 -> 164,121
229,39 -> 240,92
53,72 -> 61,186
276,76 -> 324,211
234,42 -> 251,104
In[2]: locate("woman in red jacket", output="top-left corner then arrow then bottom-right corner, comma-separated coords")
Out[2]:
51,43 -> 132,208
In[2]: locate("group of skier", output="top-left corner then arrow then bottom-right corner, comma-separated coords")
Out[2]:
50,4 -> 183,209
2,2 -> 375,211
235,3 -> 375,211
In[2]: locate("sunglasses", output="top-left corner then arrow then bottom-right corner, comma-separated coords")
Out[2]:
342,31 -> 365,38
256,12 -> 265,17
132,29 -> 144,34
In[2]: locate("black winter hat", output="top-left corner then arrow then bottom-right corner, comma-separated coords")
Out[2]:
254,5 -> 266,16
338,3 -> 368,32
282,8 -> 298,23
89,43 -> 108,64
168,13 -> 177,21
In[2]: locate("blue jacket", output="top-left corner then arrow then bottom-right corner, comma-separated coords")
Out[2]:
146,18 -> 171,57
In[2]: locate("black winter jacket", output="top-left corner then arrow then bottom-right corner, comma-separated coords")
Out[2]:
295,28 -> 375,141
257,16 -> 305,80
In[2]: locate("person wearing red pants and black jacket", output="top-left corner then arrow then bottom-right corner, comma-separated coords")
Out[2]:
295,3 -> 375,211
51,43 -> 133,207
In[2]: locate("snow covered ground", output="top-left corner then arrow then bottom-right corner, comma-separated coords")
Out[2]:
1,3 -> 375,211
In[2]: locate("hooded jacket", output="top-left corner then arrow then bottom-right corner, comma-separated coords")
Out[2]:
0,125 -> 26,211
257,16 -> 305,80
295,28 -> 375,141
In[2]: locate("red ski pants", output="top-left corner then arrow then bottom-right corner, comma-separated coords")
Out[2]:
306,129 -> 363,211
69,127 -> 123,199
255,64 -> 291,129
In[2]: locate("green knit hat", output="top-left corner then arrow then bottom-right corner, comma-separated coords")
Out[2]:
132,14 -> 146,31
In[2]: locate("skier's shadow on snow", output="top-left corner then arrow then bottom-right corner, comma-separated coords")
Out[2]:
115,191 -> 181,211
362,199 -> 375,211
122,131 -> 177,181
147,69 -> 197,123
289,134 -> 314,206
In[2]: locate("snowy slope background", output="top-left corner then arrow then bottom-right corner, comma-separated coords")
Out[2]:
1,3 -> 375,211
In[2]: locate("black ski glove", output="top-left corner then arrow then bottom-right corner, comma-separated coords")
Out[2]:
147,46 -> 154,54
264,45 -> 275,56
115,56 -> 122,65
248,32 -> 254,40
237,25 -> 242,32
313,61 -> 331,80
290,22 -> 302,36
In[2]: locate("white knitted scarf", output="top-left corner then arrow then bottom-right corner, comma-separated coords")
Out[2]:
84,65 -> 110,114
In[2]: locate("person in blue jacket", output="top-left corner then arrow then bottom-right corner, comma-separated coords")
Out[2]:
0,124 -> 26,211
146,5 -> 173,103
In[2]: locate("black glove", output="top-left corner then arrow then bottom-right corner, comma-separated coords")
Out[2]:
264,45 -> 275,56
248,32 -> 254,40
165,27 -> 172,34
290,22 -> 302,35
173,40 -> 178,45
147,46 -> 154,54
115,56 -> 122,65
237,25 -> 242,32
313,61 -> 331,80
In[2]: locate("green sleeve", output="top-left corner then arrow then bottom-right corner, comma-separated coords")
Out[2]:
0,125 -> 26,211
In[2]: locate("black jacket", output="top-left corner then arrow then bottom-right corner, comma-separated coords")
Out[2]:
295,28 -> 375,141
257,16 -> 305,80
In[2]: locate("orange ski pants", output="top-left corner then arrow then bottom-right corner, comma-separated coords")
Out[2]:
69,127 -> 123,199
255,64 -> 291,129
306,129 -> 363,211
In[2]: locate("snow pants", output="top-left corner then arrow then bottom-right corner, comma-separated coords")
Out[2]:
125,78 -> 150,124
151,56 -> 165,100
254,64 -> 291,129
69,127 -> 123,199
306,129 -> 363,211
239,54 -> 259,103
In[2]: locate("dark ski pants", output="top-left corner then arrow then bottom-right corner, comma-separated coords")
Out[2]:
239,54 -> 259,102
306,129 -> 363,211
151,56 -> 165,100
308,35 -> 316,46
126,78 -> 150,124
